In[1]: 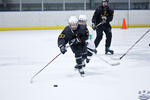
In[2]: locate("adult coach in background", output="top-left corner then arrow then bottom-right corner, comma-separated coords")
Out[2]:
92,0 -> 114,54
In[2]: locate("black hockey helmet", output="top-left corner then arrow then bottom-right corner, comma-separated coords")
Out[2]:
102,0 -> 109,6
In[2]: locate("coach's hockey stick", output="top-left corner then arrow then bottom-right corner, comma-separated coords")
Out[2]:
96,22 -> 102,28
91,22 -> 102,30
119,29 -> 150,60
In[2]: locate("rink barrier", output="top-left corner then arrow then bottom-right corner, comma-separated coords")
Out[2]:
112,25 -> 150,28
0,26 -> 66,31
0,25 -> 150,31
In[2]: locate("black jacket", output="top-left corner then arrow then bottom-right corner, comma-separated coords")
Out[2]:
92,5 -> 114,26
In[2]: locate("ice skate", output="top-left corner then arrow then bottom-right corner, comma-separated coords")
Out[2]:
105,47 -> 114,55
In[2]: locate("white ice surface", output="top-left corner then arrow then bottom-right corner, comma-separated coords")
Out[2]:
0,28 -> 150,100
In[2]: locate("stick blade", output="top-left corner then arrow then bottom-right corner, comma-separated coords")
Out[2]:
30,77 -> 34,84
111,62 -> 120,66
111,57 -> 121,60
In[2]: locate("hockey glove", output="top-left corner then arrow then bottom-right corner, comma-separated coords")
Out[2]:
59,45 -> 67,54
92,23 -> 96,30
71,38 -> 81,45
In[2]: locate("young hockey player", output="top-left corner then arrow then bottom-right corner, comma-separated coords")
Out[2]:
78,15 -> 97,63
58,16 -> 89,76
92,0 -> 114,55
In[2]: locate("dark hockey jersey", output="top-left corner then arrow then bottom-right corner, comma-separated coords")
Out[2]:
92,5 -> 114,26
58,25 -> 89,48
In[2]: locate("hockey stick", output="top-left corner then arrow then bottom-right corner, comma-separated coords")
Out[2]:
87,47 -> 97,54
30,44 -> 72,83
119,29 -> 150,60
87,48 -> 120,66
96,22 -> 102,28
97,56 -> 120,66
91,22 -> 102,30
30,53 -> 61,83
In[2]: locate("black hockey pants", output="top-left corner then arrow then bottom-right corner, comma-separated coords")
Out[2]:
70,44 -> 87,69
94,24 -> 112,48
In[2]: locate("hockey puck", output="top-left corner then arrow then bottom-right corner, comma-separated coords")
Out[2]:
149,44 -> 150,46
53,85 -> 58,87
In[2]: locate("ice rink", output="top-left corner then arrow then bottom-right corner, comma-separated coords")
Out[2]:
0,27 -> 150,100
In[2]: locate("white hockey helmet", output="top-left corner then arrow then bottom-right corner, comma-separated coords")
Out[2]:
78,15 -> 87,22
102,0 -> 109,2
68,16 -> 78,30
68,16 -> 78,25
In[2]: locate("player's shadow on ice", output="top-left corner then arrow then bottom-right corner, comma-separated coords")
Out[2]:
66,68 -> 105,78
66,71 -> 104,77
85,71 -> 105,76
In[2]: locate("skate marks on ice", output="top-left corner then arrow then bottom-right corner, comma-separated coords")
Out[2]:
66,55 -> 121,78
0,57 -> 32,67
66,70 -> 102,78
66,63 -> 110,78
0,56 -> 44,67
101,49 -> 150,62
66,66 -> 105,78
67,71 -> 104,78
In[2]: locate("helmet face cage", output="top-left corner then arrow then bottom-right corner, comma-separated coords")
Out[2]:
102,0 -> 109,6
78,15 -> 87,25
70,24 -> 78,30
68,16 -> 78,30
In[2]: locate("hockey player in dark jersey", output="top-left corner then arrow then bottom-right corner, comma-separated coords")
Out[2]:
78,15 -> 97,63
92,0 -> 114,54
58,16 -> 89,76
